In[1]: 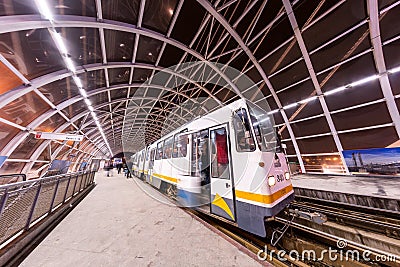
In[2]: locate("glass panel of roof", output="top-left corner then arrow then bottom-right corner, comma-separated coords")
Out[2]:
269,60 -> 310,93
318,52 -> 377,93
104,29 -> 134,62
132,68 -> 153,82
0,1 -> 37,16
0,91 -> 50,126
383,39 -> 400,72
276,80 -> 314,106
0,29 -> 65,80
142,0 -> 178,34
110,87 -> 128,100
292,116 -> 331,137
339,126 -> 398,150
332,102 -> 392,131
50,0 -> 97,16
78,69 -> 106,91
61,99 -> 88,118
101,0 -> 139,25
158,44 -> 185,67
302,0 -> 367,52
379,3 -> 400,42
297,135 -> 337,154
170,0 -> 206,45
309,24 -> 371,74
35,112 -> 67,132
0,161 -> 25,175
287,101 -> 323,121
0,62 -> 23,94
88,91 -> 109,107
136,36 -> 163,64
37,145 -> 51,161
54,27 -> 102,66
38,76 -> 80,106
108,67 -> 131,86
325,79 -> 384,111
388,73 -> 400,95
9,134 -> 45,159
0,121 -> 20,151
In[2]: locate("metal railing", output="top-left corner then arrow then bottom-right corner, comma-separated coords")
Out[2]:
0,174 -> 26,186
0,171 -> 95,248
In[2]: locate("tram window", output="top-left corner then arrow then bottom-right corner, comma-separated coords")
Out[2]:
232,108 -> 256,152
210,128 -> 230,179
155,141 -> 163,160
247,102 -> 276,152
163,137 -> 173,159
146,149 -> 150,160
173,134 -> 188,158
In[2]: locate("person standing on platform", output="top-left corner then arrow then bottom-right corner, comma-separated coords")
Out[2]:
117,163 -> 123,174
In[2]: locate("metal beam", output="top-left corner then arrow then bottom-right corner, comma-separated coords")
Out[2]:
282,0 -> 349,174
367,0 -> 400,137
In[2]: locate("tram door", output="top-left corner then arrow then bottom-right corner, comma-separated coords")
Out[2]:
209,125 -> 236,221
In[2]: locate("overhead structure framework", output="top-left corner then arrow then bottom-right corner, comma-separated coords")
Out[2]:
0,0 -> 399,177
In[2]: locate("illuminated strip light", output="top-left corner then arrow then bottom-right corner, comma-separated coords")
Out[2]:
35,0 -> 112,156
389,66 -> 400,74
34,0 -> 53,21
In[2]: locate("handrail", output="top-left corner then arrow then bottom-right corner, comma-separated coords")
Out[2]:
0,171 -> 96,249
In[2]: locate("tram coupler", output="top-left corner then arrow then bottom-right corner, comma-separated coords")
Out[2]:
288,208 -> 327,225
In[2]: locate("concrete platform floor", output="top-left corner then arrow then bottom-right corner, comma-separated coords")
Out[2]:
21,172 -> 261,267
292,174 -> 400,199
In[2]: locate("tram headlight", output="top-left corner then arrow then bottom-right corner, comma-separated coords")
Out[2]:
285,172 -> 290,180
268,175 -> 276,186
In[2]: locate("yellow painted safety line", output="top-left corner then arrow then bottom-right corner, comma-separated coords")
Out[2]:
235,184 -> 293,205
152,173 -> 178,183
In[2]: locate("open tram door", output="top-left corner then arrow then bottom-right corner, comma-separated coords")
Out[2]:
209,125 -> 236,222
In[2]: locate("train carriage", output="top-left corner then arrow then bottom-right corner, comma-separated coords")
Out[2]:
132,99 -> 294,237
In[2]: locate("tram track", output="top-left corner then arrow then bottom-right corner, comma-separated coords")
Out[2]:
186,204 -> 400,267
291,201 -> 400,240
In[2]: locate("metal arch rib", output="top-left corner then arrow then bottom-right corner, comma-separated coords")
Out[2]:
367,0 -> 400,138
0,14 -> 244,99
195,0 -> 305,172
21,97 -> 200,167
281,0 -> 349,174
0,62 -> 222,110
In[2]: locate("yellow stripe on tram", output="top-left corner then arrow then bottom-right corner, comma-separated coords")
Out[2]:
152,173 -> 178,183
235,184 -> 293,205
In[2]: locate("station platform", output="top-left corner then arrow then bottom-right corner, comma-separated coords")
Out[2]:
291,174 -> 400,212
20,172 -> 261,267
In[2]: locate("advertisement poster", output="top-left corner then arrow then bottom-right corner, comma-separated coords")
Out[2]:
48,160 -> 71,174
343,147 -> 400,175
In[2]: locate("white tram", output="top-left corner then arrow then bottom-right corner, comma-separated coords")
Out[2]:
131,99 -> 294,236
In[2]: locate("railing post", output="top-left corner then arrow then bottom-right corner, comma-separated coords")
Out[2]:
49,178 -> 60,213
63,175 -> 72,203
72,173 -> 79,196
25,181 -> 42,230
0,187 -> 9,221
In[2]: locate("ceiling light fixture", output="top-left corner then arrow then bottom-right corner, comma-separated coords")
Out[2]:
73,76 -> 83,88
65,57 -> 76,73
79,89 -> 87,98
349,74 -> 379,87
168,8 -> 173,15
389,66 -> 400,74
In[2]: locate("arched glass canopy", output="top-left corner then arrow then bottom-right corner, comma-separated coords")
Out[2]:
0,0 -> 399,178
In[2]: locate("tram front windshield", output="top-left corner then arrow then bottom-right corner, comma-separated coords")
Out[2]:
247,102 -> 278,152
